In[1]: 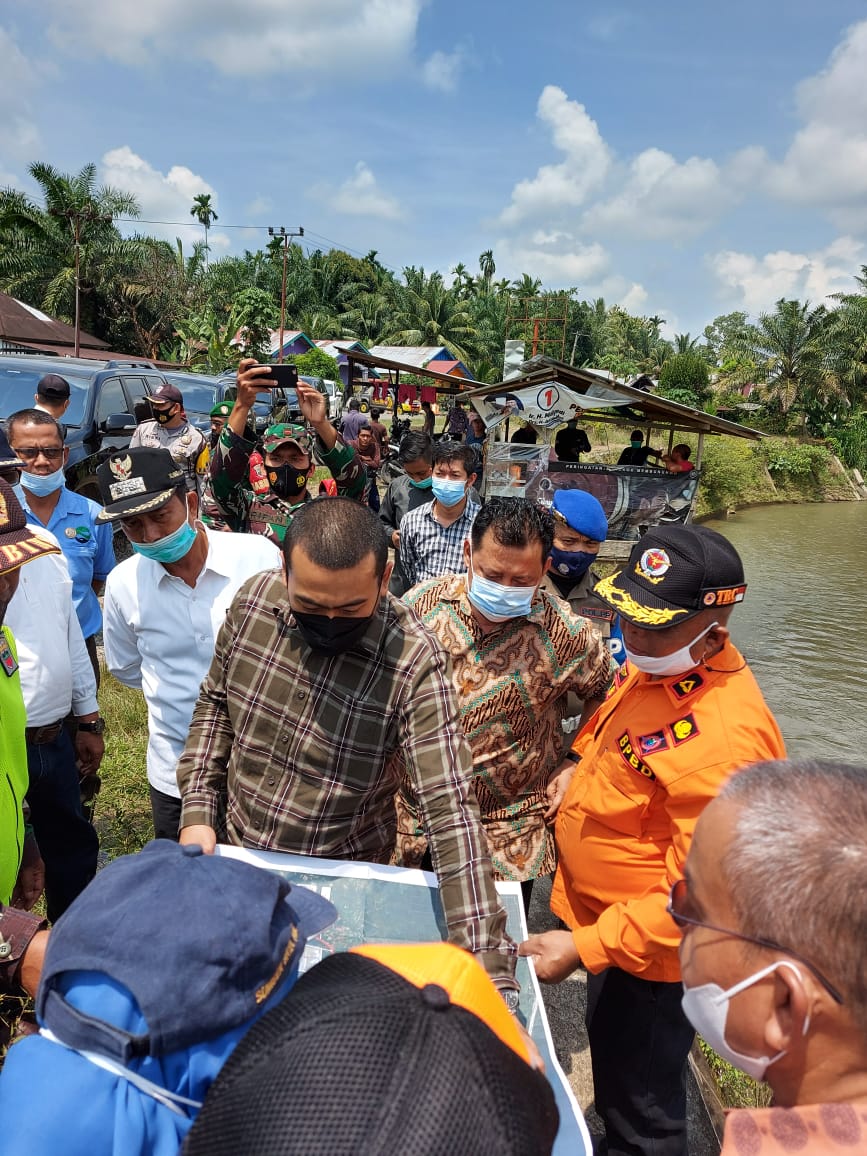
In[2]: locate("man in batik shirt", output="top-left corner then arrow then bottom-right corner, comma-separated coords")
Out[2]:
397,497 -> 615,911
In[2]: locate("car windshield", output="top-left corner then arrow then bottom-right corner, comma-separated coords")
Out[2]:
163,375 -> 220,415
0,362 -> 95,426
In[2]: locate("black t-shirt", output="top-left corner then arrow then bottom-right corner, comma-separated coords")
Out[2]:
617,445 -> 654,465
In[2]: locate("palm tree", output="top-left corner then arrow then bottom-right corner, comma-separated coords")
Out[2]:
673,332 -> 699,353
382,269 -> 477,363
741,299 -> 830,424
0,161 -> 140,346
190,193 -> 218,262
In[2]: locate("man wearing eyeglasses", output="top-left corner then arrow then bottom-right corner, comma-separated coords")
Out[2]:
675,758 -> 867,1154
520,524 -> 785,1156
6,410 -> 115,683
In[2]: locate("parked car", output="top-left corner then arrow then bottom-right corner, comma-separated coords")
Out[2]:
162,371 -> 292,436
213,369 -> 302,427
297,376 -> 342,423
0,354 -> 169,503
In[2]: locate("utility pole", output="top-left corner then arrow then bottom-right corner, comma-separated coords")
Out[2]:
268,226 -> 304,363
50,205 -> 111,357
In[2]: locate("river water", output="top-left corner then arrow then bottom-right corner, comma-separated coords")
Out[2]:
702,502 -> 867,759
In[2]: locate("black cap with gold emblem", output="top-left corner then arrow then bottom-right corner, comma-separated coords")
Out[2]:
95,448 -> 186,522
593,524 -> 746,630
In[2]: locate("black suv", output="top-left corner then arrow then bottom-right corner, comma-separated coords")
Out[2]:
0,355 -> 169,503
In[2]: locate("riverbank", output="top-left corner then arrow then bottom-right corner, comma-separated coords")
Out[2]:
692,434 -> 863,518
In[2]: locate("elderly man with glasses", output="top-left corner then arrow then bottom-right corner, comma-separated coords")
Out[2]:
674,758 -> 867,1154
521,524 -> 785,1156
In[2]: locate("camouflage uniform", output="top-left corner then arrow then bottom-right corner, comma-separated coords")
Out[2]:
209,422 -> 369,545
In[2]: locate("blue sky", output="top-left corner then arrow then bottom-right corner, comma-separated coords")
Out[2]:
3,1 -> 867,336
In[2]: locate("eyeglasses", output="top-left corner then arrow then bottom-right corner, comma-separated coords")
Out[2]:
15,447 -> 64,462
667,879 -> 844,1004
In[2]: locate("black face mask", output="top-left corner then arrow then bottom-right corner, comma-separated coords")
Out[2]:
268,464 -> 308,500
292,609 -> 376,656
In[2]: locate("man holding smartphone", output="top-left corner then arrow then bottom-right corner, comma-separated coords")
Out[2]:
209,359 -> 369,544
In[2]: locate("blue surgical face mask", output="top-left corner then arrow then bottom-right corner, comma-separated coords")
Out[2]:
408,475 -> 433,489
467,555 -> 537,622
20,466 -> 65,497
431,476 -> 467,507
130,515 -> 198,564
549,546 -> 596,581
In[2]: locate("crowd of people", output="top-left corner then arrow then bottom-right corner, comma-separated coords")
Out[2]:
0,363 -> 864,1155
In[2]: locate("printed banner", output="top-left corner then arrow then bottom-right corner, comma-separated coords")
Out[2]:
471,381 -> 631,431
540,462 -> 700,540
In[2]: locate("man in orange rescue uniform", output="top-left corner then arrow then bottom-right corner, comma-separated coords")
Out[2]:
521,524 -> 785,1156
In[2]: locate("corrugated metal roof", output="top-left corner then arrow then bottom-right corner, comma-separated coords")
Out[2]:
367,345 -> 452,367
0,293 -> 109,350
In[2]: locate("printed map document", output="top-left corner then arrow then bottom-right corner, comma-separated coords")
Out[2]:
218,846 -> 591,1155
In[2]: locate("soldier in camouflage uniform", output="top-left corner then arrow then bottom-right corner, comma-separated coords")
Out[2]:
209,361 -> 368,545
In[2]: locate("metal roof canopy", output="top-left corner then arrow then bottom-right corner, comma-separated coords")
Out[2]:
461,355 -> 764,441
345,348 -> 474,392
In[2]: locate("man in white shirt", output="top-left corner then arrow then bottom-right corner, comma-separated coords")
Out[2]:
98,448 -> 281,840
5,524 -> 104,923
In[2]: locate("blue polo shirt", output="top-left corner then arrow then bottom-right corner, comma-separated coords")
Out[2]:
16,485 -> 115,640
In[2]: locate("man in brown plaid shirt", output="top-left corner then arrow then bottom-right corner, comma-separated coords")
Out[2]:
177,498 -> 518,991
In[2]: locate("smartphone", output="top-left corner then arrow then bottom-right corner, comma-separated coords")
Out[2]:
257,364 -> 299,390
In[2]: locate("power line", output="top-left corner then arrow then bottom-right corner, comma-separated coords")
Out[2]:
114,218 -> 401,271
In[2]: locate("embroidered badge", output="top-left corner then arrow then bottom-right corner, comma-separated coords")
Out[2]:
0,638 -> 19,677
109,454 -> 133,480
638,729 -> 669,755
670,714 -> 700,746
636,548 -> 671,584
670,671 -> 705,699
109,477 -> 147,500
594,573 -> 688,627
617,733 -> 657,781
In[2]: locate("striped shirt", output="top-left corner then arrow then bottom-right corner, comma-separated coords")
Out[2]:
398,496 -> 480,589
177,571 -> 516,983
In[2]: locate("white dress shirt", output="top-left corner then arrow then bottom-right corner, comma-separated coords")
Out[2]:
103,528 -> 281,797
5,528 -> 100,726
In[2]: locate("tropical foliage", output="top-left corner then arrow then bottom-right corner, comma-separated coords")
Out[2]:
3,163 -> 867,466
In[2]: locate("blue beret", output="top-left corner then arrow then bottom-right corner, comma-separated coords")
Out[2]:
552,489 -> 608,542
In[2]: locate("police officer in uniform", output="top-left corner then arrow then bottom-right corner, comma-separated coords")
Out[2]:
130,383 -> 205,492
540,490 -> 624,748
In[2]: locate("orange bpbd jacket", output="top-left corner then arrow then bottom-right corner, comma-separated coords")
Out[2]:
550,641 -> 785,982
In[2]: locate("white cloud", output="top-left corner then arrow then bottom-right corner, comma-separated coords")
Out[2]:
325,162 -> 404,220
0,26 -> 40,169
99,146 -> 220,245
765,20 -> 867,229
245,195 -> 272,217
422,47 -> 465,93
499,86 -> 611,225
710,236 -> 866,317
45,0 -> 423,79
583,147 -> 750,241
497,237 -> 610,285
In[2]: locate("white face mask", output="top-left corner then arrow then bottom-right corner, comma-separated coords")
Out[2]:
624,621 -> 717,678
681,961 -> 808,1082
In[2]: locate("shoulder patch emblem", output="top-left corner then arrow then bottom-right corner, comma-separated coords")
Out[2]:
670,671 -> 704,699
669,713 -> 700,745
617,732 -> 657,781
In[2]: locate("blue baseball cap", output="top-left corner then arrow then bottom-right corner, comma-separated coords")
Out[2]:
551,489 -> 608,543
36,840 -> 337,1063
